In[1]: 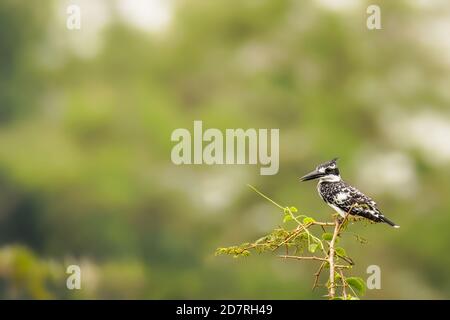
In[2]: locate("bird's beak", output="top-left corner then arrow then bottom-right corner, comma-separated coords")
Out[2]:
300,169 -> 324,181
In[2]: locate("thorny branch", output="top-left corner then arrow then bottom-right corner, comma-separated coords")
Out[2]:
216,186 -> 367,300
328,209 -> 351,299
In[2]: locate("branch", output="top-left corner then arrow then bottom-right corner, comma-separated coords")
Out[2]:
312,261 -> 326,290
328,217 -> 340,299
216,185 -> 366,300
340,269 -> 347,298
327,207 -> 353,299
278,255 -> 327,262
311,222 -> 336,227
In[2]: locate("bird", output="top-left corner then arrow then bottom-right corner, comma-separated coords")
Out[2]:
300,158 -> 399,228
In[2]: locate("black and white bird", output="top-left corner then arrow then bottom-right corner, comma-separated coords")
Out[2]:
300,158 -> 399,228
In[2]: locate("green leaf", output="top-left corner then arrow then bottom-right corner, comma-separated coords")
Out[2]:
303,217 -> 315,224
335,247 -> 347,257
308,243 -> 318,253
322,233 -> 333,241
283,214 -> 293,223
346,277 -> 366,296
242,250 -> 250,257
290,206 -> 298,213
283,207 -> 290,215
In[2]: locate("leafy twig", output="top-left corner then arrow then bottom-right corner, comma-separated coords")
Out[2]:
217,186 -> 367,300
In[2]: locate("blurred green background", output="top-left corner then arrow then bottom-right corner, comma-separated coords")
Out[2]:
0,0 -> 449,299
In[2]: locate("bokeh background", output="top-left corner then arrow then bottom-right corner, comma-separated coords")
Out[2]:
0,0 -> 449,299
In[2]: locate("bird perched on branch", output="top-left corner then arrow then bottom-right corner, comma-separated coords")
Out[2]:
300,158 -> 399,228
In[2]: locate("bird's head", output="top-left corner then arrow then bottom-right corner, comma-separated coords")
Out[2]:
300,158 -> 341,183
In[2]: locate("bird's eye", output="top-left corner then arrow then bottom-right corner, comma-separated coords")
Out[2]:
325,168 -> 332,173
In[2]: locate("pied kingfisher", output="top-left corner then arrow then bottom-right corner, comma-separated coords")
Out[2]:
300,158 -> 399,228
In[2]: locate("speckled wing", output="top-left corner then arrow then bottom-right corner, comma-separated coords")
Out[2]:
334,182 -> 383,222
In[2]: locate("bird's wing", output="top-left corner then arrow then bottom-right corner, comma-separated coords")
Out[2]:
335,182 -> 383,222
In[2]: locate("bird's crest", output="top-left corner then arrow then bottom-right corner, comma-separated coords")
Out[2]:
317,157 -> 339,170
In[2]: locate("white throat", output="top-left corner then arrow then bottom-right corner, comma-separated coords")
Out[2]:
318,174 -> 341,183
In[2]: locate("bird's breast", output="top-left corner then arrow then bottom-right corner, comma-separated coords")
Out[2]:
317,181 -> 326,201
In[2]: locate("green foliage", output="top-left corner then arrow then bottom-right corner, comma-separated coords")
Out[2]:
308,243 -> 318,253
216,227 -> 307,257
283,214 -> 293,223
0,245 -> 64,299
217,185 -> 367,300
215,246 -> 251,258
346,277 -> 366,296
303,217 -> 316,224
335,247 -> 347,258
322,233 -> 334,241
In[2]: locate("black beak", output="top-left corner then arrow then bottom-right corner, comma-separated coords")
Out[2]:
300,169 -> 324,181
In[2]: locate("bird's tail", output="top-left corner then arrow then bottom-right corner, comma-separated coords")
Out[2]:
380,216 -> 400,228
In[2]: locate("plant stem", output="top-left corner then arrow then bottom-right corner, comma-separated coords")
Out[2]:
328,208 -> 353,299
247,184 -> 285,210
312,222 -> 336,226
328,217 -> 340,299
277,255 -> 327,261
340,270 -> 347,298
